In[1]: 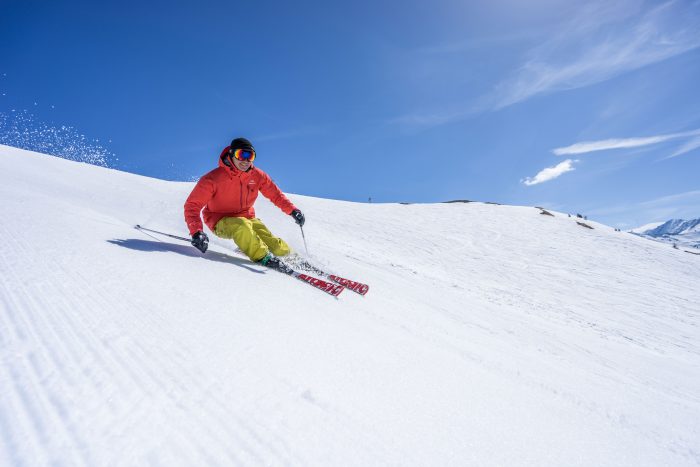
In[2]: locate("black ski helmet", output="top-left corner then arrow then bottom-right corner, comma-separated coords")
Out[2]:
230,137 -> 255,153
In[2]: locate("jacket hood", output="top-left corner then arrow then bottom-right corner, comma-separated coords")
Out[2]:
218,146 -> 231,169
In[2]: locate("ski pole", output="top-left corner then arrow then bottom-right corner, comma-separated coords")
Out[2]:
134,224 -> 190,242
299,225 -> 310,256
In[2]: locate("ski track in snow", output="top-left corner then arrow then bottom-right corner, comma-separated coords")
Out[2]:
1,145 -> 700,466
0,222 -> 310,466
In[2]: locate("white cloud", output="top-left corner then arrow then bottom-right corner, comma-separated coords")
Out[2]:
662,136 -> 700,160
553,135 -> 675,155
553,128 -> 700,156
523,159 -> 577,186
489,1 -> 700,110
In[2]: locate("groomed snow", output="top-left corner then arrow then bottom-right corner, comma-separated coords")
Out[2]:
1,145 -> 699,466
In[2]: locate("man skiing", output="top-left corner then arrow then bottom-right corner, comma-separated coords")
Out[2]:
184,137 -> 305,269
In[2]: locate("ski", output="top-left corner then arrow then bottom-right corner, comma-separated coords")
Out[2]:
287,256 -> 369,296
267,258 -> 345,297
288,271 -> 345,297
327,274 -> 369,296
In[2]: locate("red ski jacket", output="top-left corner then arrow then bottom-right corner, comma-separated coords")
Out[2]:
184,147 -> 297,235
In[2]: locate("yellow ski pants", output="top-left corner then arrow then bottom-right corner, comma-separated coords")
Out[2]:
214,217 -> 291,262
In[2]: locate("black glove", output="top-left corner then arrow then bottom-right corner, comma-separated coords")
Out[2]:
191,231 -> 209,253
290,209 -> 305,227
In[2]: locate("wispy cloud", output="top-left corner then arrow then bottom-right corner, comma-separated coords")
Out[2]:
488,1 -> 700,110
391,1 -> 700,129
522,159 -> 577,186
638,189 -> 700,208
588,189 -> 700,225
553,129 -> 700,156
661,135 -> 700,160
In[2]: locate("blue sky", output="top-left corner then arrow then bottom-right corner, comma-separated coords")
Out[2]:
2,0 -> 700,228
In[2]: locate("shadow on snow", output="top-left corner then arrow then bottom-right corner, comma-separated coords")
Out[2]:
107,239 -> 263,273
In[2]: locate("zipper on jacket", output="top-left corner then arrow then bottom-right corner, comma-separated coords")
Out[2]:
240,178 -> 244,209
244,179 -> 248,207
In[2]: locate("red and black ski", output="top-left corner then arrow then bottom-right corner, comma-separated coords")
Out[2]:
269,257 -> 345,297
291,271 -> 345,297
327,275 -> 369,296
287,256 -> 370,296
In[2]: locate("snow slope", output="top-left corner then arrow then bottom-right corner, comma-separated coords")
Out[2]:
1,145 -> 699,466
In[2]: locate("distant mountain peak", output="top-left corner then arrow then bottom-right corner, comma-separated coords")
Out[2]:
633,217 -> 700,249
646,218 -> 700,236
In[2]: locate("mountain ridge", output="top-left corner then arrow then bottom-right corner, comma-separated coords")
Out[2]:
633,217 -> 700,249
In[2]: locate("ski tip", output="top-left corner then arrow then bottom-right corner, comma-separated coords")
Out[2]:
349,284 -> 369,296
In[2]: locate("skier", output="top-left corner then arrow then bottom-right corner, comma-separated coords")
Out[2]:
184,137 -> 305,269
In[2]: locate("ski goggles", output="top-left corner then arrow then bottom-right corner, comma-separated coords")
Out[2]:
231,148 -> 256,162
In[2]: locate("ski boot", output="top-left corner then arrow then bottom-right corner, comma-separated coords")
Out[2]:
260,253 -> 294,275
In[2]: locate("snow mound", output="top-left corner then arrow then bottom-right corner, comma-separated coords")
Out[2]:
1,144 -> 699,466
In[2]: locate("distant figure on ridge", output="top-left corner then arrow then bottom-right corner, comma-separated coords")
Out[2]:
184,137 -> 305,270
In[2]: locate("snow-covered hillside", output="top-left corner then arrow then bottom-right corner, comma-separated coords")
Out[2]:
1,145 -> 699,466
